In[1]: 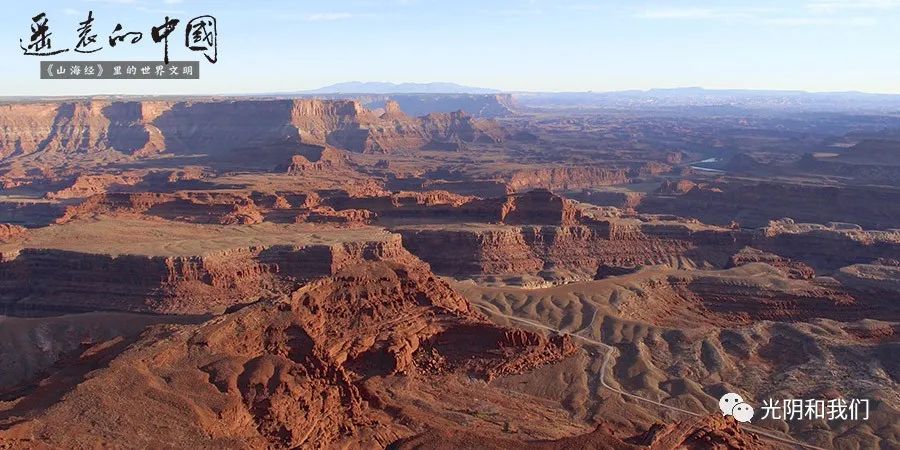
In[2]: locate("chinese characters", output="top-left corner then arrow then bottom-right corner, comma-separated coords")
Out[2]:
185,15 -> 217,63
41,61 -> 199,80
151,16 -> 180,64
75,11 -> 101,53
20,11 -> 217,64
20,13 -> 68,55
760,398 -> 870,421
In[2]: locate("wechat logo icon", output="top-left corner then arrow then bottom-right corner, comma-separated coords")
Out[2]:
719,392 -> 754,423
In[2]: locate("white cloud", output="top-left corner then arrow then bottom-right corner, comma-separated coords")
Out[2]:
764,16 -> 877,26
636,7 -> 718,19
570,3 -> 607,12
806,0 -> 900,13
85,0 -> 184,6
635,4 -> 884,26
304,12 -> 354,22
136,6 -> 186,14
492,7 -> 544,16
635,7 -> 765,20
63,8 -> 81,15
86,0 -> 139,4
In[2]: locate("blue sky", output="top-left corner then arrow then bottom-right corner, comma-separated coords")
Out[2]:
2,0 -> 899,95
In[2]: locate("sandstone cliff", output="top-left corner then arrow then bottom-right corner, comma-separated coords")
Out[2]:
639,180 -> 900,229
396,214 -> 900,284
0,224 -> 26,242
0,234 -> 421,315
0,99 -> 506,161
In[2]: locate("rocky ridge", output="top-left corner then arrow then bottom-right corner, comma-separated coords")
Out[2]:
0,99 -> 506,161
0,257 -> 577,448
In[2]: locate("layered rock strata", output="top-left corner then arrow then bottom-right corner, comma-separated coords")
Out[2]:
0,99 -> 505,160
0,235 -> 415,315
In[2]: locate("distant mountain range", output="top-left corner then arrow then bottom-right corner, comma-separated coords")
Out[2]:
10,86 -> 897,115
512,87 -> 900,112
274,84 -> 900,112
301,82 -> 501,95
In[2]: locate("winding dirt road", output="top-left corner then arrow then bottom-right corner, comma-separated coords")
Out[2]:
474,304 -> 826,450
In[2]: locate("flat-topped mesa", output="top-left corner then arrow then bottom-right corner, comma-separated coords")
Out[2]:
390,190 -> 474,207
0,246 -> 282,315
797,139 -> 900,186
1,165 -> 213,197
325,190 -> 476,220
420,110 -> 506,146
0,98 -> 508,162
396,223 -> 703,282
751,220 -> 900,270
0,100 -> 172,159
0,101 -> 154,158
0,225 -> 421,315
352,104 -> 505,153
498,188 -> 580,226
395,209 -> 900,283
295,207 -> 375,226
726,247 -> 816,279
640,179 -> 900,229
324,188 -> 578,226
508,167 -> 628,192
672,264 -> 881,324
289,99 -> 376,150
57,190 -> 380,227
56,191 -> 264,225
45,172 -> 146,200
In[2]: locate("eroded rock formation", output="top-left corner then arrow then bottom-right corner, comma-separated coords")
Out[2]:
640,179 -> 900,229
0,259 -> 576,449
0,234 -> 420,315
0,99 -> 507,161
0,224 -> 26,242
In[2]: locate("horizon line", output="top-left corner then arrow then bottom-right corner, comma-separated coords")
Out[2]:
4,85 -> 900,99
